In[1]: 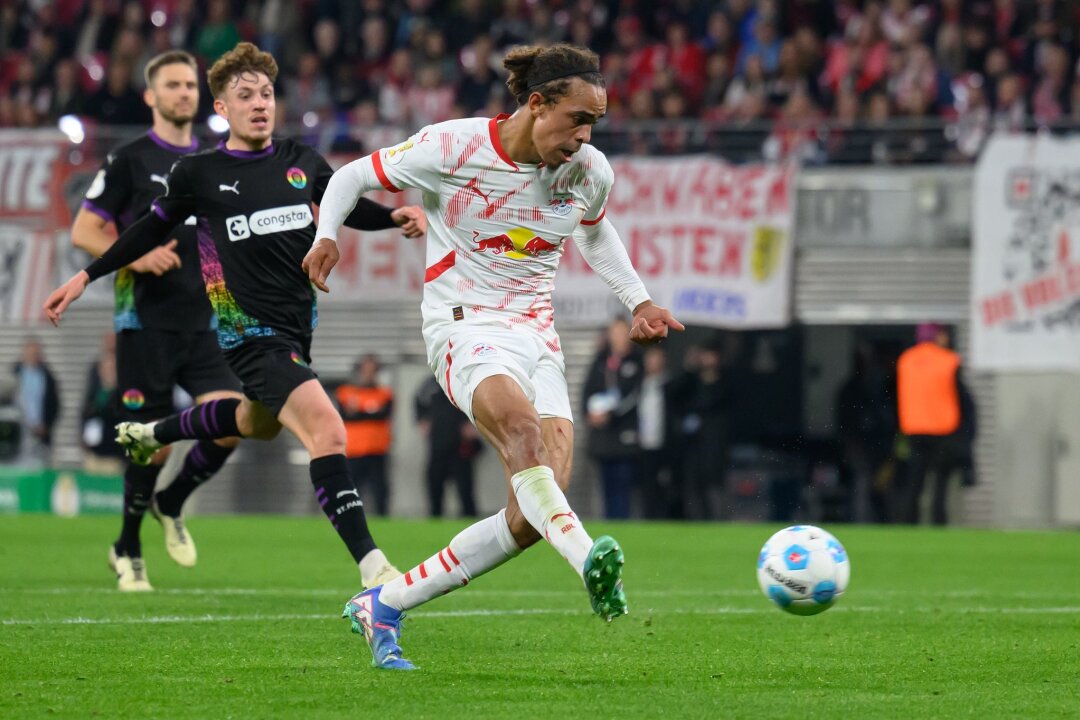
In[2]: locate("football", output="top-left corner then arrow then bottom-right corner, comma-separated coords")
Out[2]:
757,525 -> 850,615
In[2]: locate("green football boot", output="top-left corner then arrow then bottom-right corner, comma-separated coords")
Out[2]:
583,535 -> 628,622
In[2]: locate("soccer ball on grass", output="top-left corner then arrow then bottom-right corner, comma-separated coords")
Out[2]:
756,525 -> 850,616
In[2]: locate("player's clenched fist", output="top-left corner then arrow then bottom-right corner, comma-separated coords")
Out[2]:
391,206 -> 426,238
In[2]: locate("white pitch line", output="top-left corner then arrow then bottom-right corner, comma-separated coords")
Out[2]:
3,587 -> 1080,600
5,605 -> 1080,627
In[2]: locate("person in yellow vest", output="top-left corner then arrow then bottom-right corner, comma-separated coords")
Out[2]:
896,323 -> 977,525
334,355 -> 393,515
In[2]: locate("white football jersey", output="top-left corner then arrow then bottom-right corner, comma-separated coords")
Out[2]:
371,114 -> 612,352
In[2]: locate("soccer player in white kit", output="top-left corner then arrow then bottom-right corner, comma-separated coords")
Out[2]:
308,43 -> 684,670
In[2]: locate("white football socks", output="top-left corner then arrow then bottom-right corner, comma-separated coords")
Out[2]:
379,509 -> 521,611
511,465 -> 592,579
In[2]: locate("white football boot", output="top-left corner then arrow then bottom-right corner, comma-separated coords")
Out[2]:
108,545 -> 154,592
150,497 -> 197,567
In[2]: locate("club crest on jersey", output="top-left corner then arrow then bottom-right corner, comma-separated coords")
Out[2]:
549,193 -> 575,217
471,343 -> 498,358
286,167 -> 307,189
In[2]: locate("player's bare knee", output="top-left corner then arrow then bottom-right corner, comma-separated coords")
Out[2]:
309,416 -> 347,456
215,436 -> 241,449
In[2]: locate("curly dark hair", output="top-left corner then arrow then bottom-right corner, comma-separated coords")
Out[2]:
207,42 -> 279,98
503,44 -> 604,106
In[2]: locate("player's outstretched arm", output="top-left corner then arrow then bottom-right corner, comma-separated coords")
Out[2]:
313,155 -> 386,244
308,153 -> 427,291
576,216 -> 684,343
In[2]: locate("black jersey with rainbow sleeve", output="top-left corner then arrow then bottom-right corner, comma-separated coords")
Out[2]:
148,138 -> 395,350
80,131 -> 210,332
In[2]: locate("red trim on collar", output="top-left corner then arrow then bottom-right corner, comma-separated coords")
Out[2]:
488,114 -> 518,170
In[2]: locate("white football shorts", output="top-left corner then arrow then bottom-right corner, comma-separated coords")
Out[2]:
427,323 -> 573,426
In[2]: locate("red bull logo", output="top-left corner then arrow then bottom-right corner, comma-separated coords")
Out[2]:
471,227 -> 563,259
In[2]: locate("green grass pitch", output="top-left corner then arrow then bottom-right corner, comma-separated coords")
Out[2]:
1,516 -> 1078,719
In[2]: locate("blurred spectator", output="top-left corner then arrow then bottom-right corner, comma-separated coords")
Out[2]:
583,317 -> 644,519
415,376 -> 480,518
167,0 -> 200,51
12,337 -> 60,467
356,15 -> 391,82
657,22 -> 706,108
896,323 -> 977,525
766,40 -> 817,112
195,0 -> 242,63
701,10 -> 737,62
674,340 -> 731,520
282,52 -> 332,134
991,72 -> 1027,130
637,347 -> 680,520
821,16 -> 889,97
335,355 -> 394,516
256,0 -> 299,59
73,0 -> 118,61
458,40 -> 501,116
445,0 -> 489,52
724,53 -> 768,116
701,52 -> 734,117
1031,43 -> 1071,124
490,0 -> 532,48
737,18 -> 782,76
406,64 -> 456,127
825,86 -> 870,162
835,342 -> 898,523
954,73 -> 991,158
416,29 -> 459,87
85,58 -> 149,126
81,332 -> 124,474
882,0 -> 930,46
378,48 -> 412,125
764,89 -> 824,163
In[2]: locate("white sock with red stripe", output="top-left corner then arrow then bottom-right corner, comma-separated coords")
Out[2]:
377,509 -> 521,611
511,465 -> 593,579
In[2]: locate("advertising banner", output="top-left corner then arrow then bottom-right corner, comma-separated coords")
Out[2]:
971,136 -> 1080,370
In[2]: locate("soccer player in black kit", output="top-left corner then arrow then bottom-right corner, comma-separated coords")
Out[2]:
71,50 -> 244,591
47,42 -> 426,591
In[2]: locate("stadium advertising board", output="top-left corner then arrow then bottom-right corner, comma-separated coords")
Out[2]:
972,136 -> 1080,370
0,131 -> 72,323
554,157 -> 796,328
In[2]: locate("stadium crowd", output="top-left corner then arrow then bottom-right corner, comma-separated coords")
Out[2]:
2,0 -> 1080,161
